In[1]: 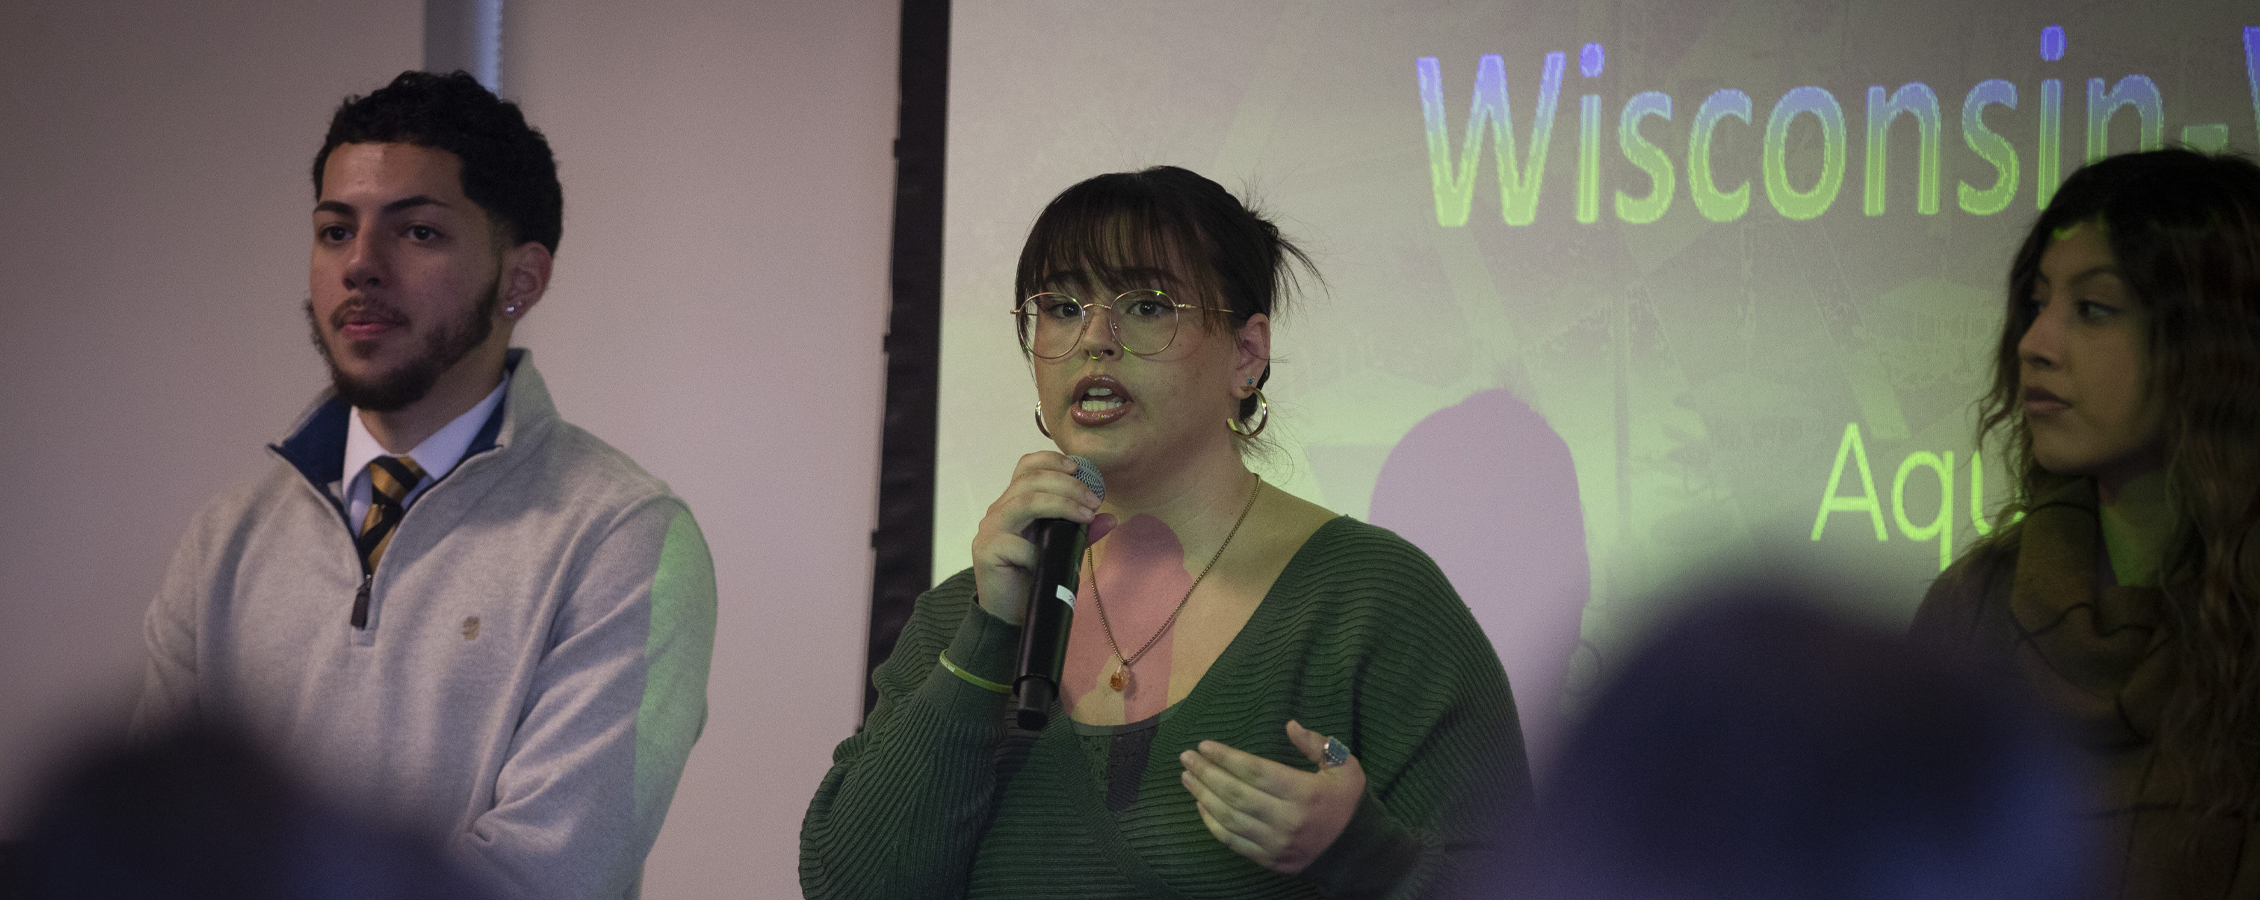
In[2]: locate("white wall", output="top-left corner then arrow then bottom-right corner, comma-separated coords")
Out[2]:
0,0 -> 422,819
0,3 -> 900,898
501,2 -> 898,896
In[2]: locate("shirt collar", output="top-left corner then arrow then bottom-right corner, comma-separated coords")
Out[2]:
342,372 -> 512,487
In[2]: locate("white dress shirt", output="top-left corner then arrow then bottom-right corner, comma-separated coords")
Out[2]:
338,374 -> 510,530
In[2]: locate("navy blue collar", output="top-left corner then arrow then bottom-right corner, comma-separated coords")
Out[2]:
272,395 -> 353,488
271,349 -> 520,495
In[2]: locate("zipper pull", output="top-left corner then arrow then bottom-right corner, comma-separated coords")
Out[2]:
351,573 -> 373,629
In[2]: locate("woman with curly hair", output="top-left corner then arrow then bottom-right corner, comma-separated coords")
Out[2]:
1913,148 -> 2260,898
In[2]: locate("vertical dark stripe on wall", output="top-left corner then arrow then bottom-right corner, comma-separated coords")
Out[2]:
423,0 -> 503,92
866,0 -> 949,719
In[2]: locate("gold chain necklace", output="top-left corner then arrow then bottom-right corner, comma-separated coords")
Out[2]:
1089,474 -> 1263,693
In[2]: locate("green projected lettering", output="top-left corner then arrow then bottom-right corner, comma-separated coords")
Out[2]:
1616,92 -> 1674,224
2038,79 -> 2063,208
1865,83 -> 1942,216
1577,42 -> 1606,224
2085,75 -> 2164,163
1417,53 -> 1566,226
2249,28 -> 2260,150
1893,451 -> 1954,571
2039,24 -> 2066,210
1814,424 -> 2014,571
1764,86 -> 1848,220
1959,79 -> 2020,215
1579,93 -> 1604,223
2186,123 -> 2232,151
1414,25 -> 2259,226
1812,423 -> 1886,542
1690,89 -> 1754,223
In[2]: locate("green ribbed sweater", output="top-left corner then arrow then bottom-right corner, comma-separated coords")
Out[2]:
801,517 -> 1530,899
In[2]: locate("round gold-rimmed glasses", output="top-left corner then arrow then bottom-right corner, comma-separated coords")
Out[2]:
1013,289 -> 1234,359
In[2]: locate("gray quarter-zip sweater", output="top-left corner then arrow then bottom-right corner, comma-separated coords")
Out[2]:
134,350 -> 716,900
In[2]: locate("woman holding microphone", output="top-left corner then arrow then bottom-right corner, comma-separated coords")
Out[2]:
803,166 -> 1528,899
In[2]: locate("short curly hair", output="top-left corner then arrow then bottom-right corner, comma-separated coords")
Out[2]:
311,70 -> 562,253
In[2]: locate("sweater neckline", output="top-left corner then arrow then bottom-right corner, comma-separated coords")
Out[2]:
1041,515 -> 1360,894
1076,515 -> 1355,763
1071,514 -> 1354,734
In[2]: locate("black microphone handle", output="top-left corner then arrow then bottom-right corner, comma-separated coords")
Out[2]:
1011,517 -> 1084,730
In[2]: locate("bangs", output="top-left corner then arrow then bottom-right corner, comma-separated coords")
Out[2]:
1014,173 -> 1236,332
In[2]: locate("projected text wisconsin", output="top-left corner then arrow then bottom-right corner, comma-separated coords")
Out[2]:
1418,26 -> 2260,226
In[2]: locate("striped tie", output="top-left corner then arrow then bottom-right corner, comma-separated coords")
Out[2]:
356,455 -> 427,574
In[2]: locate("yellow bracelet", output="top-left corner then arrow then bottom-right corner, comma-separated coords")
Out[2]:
939,652 -> 1011,694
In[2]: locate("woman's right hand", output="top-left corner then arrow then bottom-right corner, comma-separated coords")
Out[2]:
972,452 -> 1103,625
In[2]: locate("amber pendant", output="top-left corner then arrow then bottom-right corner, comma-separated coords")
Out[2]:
1109,664 -> 1129,692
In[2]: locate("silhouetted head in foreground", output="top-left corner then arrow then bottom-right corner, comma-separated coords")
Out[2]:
11,721 -> 493,900
1519,586 -> 2096,900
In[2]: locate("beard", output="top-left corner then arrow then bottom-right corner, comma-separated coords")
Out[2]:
306,278 -> 501,412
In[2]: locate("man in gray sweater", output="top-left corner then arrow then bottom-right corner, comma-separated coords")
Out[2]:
132,71 -> 717,900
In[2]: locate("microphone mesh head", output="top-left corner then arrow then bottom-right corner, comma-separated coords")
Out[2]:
1065,455 -> 1106,502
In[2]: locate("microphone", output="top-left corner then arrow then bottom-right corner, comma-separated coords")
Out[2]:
1011,456 -> 1104,730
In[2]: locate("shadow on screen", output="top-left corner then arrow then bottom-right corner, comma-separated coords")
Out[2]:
1370,388 -> 1589,761
1509,582 -> 2097,900
2,719 -> 494,900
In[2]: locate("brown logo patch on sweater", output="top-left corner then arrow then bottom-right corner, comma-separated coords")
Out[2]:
462,616 -> 480,640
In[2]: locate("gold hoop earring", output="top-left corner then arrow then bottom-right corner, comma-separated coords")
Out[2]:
1034,401 -> 1053,438
1227,389 -> 1270,439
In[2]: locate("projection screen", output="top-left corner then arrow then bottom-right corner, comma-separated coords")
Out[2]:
935,0 -> 2260,753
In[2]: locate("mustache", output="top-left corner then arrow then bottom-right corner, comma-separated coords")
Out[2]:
328,299 -> 407,330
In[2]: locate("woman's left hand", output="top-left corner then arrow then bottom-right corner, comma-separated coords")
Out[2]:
1179,720 -> 1365,874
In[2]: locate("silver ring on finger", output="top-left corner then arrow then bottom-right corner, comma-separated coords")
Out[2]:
1321,736 -> 1350,768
